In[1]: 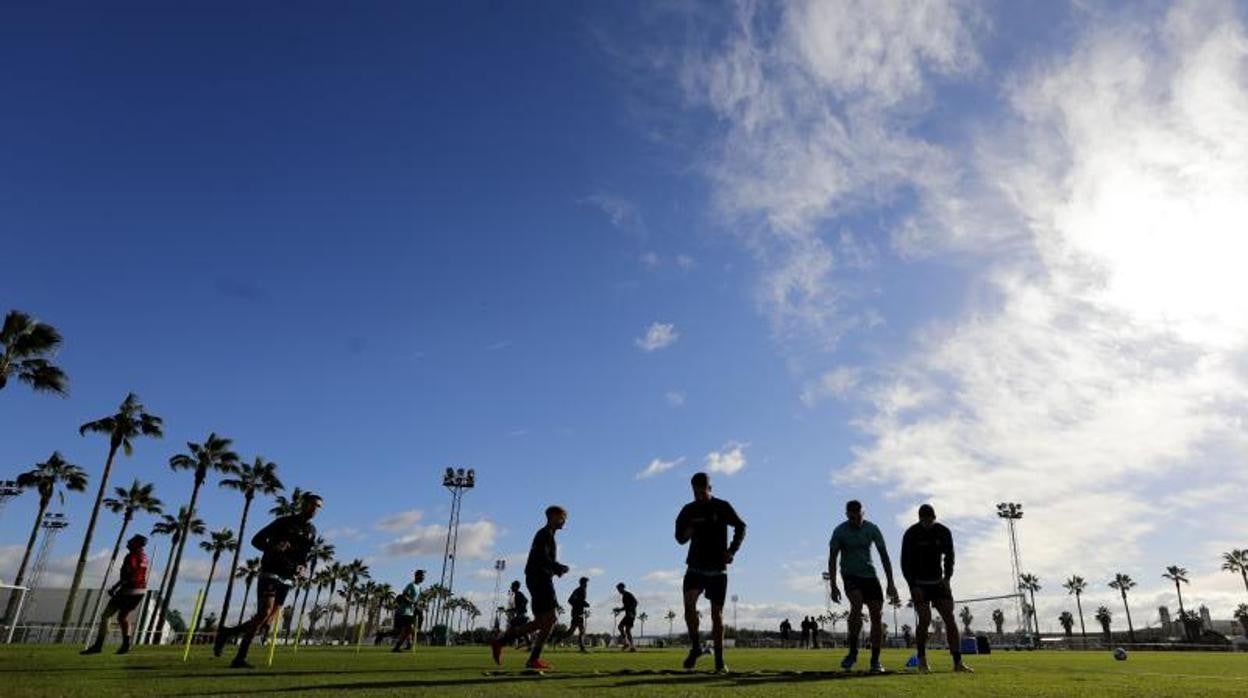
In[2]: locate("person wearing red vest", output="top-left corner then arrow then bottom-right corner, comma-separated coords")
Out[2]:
82,534 -> 149,655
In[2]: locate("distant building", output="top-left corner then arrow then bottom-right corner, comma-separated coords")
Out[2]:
0,587 -> 173,644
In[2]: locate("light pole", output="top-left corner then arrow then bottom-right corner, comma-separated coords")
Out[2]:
996,502 -> 1032,639
434,467 -> 475,643
491,559 -> 506,632
731,594 -> 738,640
0,480 -> 21,522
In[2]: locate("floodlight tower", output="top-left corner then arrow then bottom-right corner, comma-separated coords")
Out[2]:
996,502 -> 1031,637
491,559 -> 506,631
23,512 -> 70,622
0,480 -> 21,523
731,594 -> 739,638
434,467 -> 475,642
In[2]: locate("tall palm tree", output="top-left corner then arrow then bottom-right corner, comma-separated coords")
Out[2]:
1161,565 -> 1190,637
217,457 -> 283,625
959,606 -> 974,635
321,562 -> 346,641
306,568 -> 335,636
638,611 -> 648,639
1221,549 -> 1248,595
1063,575 -> 1088,641
62,393 -> 163,635
1234,603 -> 1248,636
0,310 -> 68,395
664,609 -> 677,638
1095,606 -> 1112,639
1019,573 -> 1041,636
235,557 -> 263,625
156,433 -> 239,637
197,528 -> 238,623
991,608 -> 1005,636
269,487 -> 307,517
145,507 -> 205,638
2,453 -> 88,622
339,559 -> 370,642
294,538 -> 334,638
92,480 -> 162,622
1058,611 -> 1075,637
1108,573 -> 1137,642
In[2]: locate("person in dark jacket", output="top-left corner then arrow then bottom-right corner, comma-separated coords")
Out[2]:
614,582 -> 638,652
490,506 -> 569,671
675,472 -> 746,673
901,503 -> 972,673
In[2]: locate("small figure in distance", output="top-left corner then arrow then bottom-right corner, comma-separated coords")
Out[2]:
81,534 -> 150,656
675,472 -> 746,673
779,618 -> 792,648
392,568 -> 425,653
561,576 -> 590,652
490,505 -> 570,671
901,503 -> 973,674
614,582 -> 638,652
828,499 -> 900,674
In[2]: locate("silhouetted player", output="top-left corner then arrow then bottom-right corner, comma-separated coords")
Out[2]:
562,577 -> 590,652
779,618 -> 792,647
214,493 -> 322,668
829,499 -> 899,674
675,472 -> 746,673
505,580 -> 529,647
901,503 -> 973,673
392,568 -> 425,652
491,506 -> 569,671
81,534 -> 149,655
614,582 -> 638,652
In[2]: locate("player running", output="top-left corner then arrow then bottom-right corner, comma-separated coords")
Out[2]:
901,503 -> 973,673
81,534 -> 149,656
562,576 -> 590,652
614,582 -> 638,652
490,506 -> 570,671
214,492 -> 322,668
392,568 -> 425,652
675,472 -> 746,673
828,499 -> 899,674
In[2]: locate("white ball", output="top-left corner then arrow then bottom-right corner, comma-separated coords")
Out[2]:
1113,647 -> 1128,661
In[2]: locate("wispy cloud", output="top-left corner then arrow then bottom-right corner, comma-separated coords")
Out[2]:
705,441 -> 748,476
636,322 -> 679,351
799,366 -> 861,407
636,456 -> 686,480
383,520 -> 498,560
582,192 -> 645,233
376,509 -> 424,533
664,390 -> 686,407
485,340 -> 513,351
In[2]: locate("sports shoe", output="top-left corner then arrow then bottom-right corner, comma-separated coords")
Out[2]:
490,639 -> 505,665
839,651 -> 858,670
115,642 -> 131,655
213,629 -> 231,658
954,662 -> 974,673
714,661 -> 729,674
869,661 -> 887,674
79,645 -> 102,656
916,658 -> 931,674
682,646 -> 703,670
525,658 -> 552,671
229,659 -> 254,669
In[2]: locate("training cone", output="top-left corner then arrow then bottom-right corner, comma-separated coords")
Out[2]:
905,654 -> 919,668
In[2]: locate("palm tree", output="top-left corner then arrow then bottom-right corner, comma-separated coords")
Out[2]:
269,487 -> 307,517
1062,575 -> 1088,641
156,433 -> 239,637
2,453 -> 88,622
197,528 -> 237,624
321,562 -> 347,641
339,559 -> 370,642
0,310 -> 68,395
1058,611 -> 1075,637
292,537 -> 333,640
1019,573 -> 1041,636
1233,603 -> 1248,636
639,611 -> 648,639
1108,573 -> 1136,642
1221,549 -> 1248,595
62,393 -> 163,635
92,479 -> 162,622
959,606 -> 974,635
1095,606 -> 1112,640
145,507 -> 205,638
217,457 -> 283,625
306,568 -> 335,635
665,609 -> 676,639
991,608 -> 1005,636
1161,565 -> 1190,638
234,557 -> 263,624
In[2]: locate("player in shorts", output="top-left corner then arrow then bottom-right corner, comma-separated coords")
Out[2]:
81,534 -> 149,655
901,503 -> 972,673
675,472 -> 746,673
561,577 -> 590,652
214,493 -> 322,668
614,582 -> 638,652
828,499 -> 899,674
392,568 -> 425,652
490,506 -> 569,671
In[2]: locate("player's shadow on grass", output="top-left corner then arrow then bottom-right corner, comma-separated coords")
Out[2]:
607,669 -> 903,690
179,674 -> 586,695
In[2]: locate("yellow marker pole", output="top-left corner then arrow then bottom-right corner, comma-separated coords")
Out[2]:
182,589 -> 205,662
355,618 -> 365,654
292,614 -> 304,654
266,606 -> 284,667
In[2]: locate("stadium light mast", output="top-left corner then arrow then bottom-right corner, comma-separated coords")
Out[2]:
731,594 -> 739,638
491,559 -> 506,631
434,467 -> 474,643
996,502 -> 1032,639
0,480 -> 21,522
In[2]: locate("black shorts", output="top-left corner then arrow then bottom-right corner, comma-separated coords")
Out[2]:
394,614 -> 415,631
257,575 -> 293,606
910,581 -> 953,604
569,613 -> 585,627
683,570 -> 728,606
107,593 -> 143,615
842,574 -> 884,603
526,575 -> 557,615
620,614 -> 636,629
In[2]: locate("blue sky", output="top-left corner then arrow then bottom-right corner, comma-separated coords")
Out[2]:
3,0 -> 1247,635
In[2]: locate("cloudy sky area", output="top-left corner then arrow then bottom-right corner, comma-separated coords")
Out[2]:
3,0 -> 1247,634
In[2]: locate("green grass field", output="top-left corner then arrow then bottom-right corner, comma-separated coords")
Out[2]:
2,644 -> 1245,696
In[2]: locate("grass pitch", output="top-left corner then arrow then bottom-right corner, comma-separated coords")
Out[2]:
2,644 -> 1245,696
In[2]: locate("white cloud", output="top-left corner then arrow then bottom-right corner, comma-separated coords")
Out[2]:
636,456 -> 686,480
583,193 -> 645,233
675,254 -> 696,270
376,509 -> 424,533
705,441 -> 748,476
636,322 -> 680,351
640,251 -> 661,268
665,390 -> 686,407
800,366 -> 861,406
642,568 -> 684,587
383,520 -> 499,560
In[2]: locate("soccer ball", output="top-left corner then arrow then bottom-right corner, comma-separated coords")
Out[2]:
1113,647 -> 1128,661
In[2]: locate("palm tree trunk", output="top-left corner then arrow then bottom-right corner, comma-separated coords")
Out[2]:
340,584 -> 355,642
1240,568 -> 1248,595
323,582 -> 339,642
89,512 -> 132,629
199,553 -> 221,632
307,584 -> 324,634
1076,593 -> 1087,641
238,579 -> 254,625
2,495 -> 50,623
218,495 -> 252,625
1121,592 -> 1135,642
59,443 -> 120,640
156,479 -> 204,641
1175,581 -> 1185,616
146,533 -> 180,640
293,560 -> 319,642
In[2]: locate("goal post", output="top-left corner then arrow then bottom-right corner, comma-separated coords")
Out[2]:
1,583 -> 31,644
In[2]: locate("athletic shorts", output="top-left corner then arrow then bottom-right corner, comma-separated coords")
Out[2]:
526,574 -> 558,615
683,570 -> 728,606
910,580 -> 953,604
394,614 -> 415,631
620,614 -> 636,628
107,593 -> 143,615
842,574 -> 884,603
569,613 -> 585,626
257,575 -> 293,605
